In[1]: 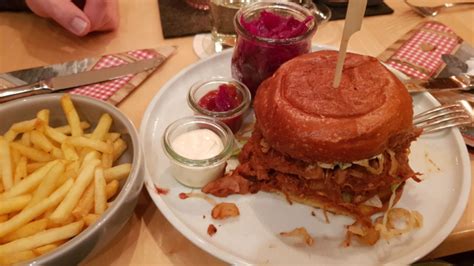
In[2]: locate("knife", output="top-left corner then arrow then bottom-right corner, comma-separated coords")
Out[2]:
404,74 -> 474,93
0,57 -> 160,103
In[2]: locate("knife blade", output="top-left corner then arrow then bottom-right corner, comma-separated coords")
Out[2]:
0,57 -> 160,103
404,74 -> 474,93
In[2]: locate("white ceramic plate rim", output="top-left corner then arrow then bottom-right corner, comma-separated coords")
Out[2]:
139,45 -> 471,264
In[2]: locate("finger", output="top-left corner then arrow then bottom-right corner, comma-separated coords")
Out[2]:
84,0 -> 119,32
26,0 -> 91,36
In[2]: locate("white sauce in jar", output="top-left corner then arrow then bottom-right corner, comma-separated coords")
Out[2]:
171,129 -> 224,159
168,128 -> 227,188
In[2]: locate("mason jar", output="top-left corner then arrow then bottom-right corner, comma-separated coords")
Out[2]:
162,116 -> 234,188
231,1 -> 318,97
187,77 -> 251,133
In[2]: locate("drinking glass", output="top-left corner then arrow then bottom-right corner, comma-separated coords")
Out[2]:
209,0 -> 258,52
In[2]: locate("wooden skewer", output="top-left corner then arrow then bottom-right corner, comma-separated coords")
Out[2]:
332,0 -> 368,88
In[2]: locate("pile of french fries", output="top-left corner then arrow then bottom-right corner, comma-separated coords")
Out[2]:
0,95 -> 131,265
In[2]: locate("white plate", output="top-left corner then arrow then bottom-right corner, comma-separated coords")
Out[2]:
139,45 -> 471,265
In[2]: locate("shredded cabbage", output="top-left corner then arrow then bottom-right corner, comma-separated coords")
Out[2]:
387,149 -> 398,177
374,183 -> 423,240
317,153 -> 385,173
363,195 -> 383,208
353,154 -> 384,175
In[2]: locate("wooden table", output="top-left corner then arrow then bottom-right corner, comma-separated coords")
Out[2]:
0,0 -> 473,264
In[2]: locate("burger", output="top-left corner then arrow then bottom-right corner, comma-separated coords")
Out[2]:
203,50 -> 421,240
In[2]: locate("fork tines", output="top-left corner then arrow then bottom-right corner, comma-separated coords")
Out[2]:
414,100 -> 473,134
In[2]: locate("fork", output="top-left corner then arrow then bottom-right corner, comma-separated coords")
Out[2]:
404,0 -> 474,17
414,100 -> 474,133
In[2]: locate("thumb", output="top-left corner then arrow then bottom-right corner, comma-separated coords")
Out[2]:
27,0 -> 91,36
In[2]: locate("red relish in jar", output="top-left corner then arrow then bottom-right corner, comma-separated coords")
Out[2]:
198,84 -> 242,113
197,84 -> 243,132
188,78 -> 251,133
231,2 -> 317,98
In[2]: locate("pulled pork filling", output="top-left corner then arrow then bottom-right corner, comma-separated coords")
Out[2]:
203,127 -> 421,222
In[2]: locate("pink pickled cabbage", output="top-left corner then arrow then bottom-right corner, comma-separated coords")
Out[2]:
198,84 -> 241,112
231,11 -> 314,97
240,10 -> 313,39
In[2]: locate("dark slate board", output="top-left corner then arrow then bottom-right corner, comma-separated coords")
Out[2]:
159,0 -> 393,39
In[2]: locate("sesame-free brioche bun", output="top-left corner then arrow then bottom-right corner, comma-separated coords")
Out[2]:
254,50 -> 414,163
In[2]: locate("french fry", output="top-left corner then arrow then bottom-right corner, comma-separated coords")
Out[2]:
72,183 -> 94,219
66,160 -> 80,173
101,140 -> 113,169
33,242 -> 59,256
4,119 -> 39,142
30,131 -> 54,152
60,94 -> 83,137
51,215 -> 74,227
0,194 -> 32,215
10,148 -> 21,167
20,132 -> 31,147
42,208 -> 54,220
78,114 -> 112,165
0,137 -> 13,190
90,113 -> 112,141
105,180 -> 119,200
44,126 -> 67,144
84,132 -> 121,141
101,154 -> 113,169
104,163 -> 131,182
4,130 -> 18,142
14,156 -> 27,184
0,215 -> 7,223
26,162 -> 65,209
57,161 -> 80,185
106,132 -> 121,143
0,161 -> 57,199
11,119 -> 38,132
94,168 -> 107,215
80,151 -> 99,170
50,147 -> 63,159
26,162 -> 46,174
112,138 -> 127,162
0,250 -> 35,265
83,214 -> 99,226
36,109 -> 50,129
61,142 -> 78,161
34,121 -> 46,134
49,159 -> 100,225
0,219 -> 48,244
54,121 -> 90,135
66,137 -> 113,154
10,142 -> 53,162
0,179 -> 73,238
0,221 -> 84,255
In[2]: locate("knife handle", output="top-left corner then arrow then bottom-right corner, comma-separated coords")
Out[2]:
0,82 -> 51,103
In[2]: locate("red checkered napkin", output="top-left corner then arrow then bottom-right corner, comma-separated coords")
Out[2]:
379,22 -> 474,146
379,22 -> 462,80
69,48 -> 173,105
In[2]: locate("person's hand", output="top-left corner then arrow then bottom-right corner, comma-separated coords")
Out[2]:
25,0 -> 119,36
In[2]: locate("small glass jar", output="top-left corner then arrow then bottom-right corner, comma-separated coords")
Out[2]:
231,1 -> 317,97
187,77 -> 251,133
162,116 -> 234,188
